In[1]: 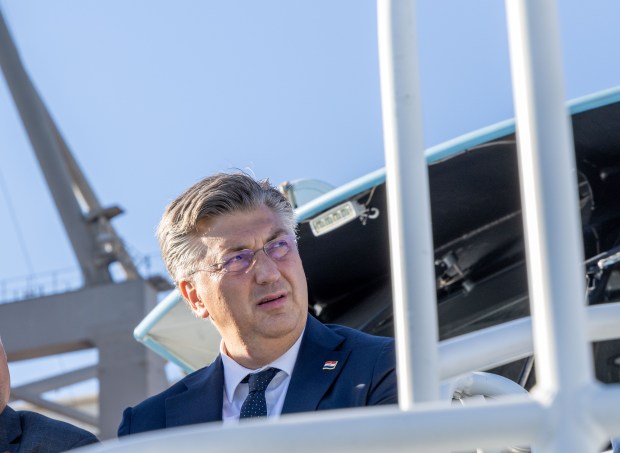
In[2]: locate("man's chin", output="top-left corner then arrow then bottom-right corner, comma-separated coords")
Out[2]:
260,315 -> 305,340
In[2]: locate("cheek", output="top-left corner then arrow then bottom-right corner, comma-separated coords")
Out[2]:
217,278 -> 243,300
286,261 -> 308,299
292,258 -> 308,284
210,280 -> 246,316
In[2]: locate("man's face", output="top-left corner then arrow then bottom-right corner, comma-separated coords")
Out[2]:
0,340 -> 10,413
179,206 -> 308,365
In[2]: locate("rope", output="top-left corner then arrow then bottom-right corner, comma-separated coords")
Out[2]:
0,166 -> 34,274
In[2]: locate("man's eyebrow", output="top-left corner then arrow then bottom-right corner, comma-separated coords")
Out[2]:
268,229 -> 289,241
218,229 -> 290,255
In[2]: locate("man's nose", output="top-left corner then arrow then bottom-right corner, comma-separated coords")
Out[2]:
252,250 -> 281,284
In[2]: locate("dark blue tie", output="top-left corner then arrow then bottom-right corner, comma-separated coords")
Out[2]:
239,367 -> 279,419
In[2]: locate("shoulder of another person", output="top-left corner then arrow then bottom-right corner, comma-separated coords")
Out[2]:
18,410 -> 99,442
19,410 -> 90,432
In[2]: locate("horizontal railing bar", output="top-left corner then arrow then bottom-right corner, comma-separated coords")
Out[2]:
440,302 -> 620,378
90,397 -> 545,453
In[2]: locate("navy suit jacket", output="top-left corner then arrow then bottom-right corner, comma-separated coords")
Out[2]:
0,405 -> 99,452
118,315 -> 397,435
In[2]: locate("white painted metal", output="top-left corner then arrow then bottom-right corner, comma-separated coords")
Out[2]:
506,0 -> 593,395
443,371 -> 528,401
590,385 -> 620,438
84,398 -> 547,453
377,0 -> 440,407
505,0 -> 600,451
439,301 -> 620,379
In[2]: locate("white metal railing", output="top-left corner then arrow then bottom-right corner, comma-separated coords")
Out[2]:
82,0 -> 620,452
377,0 -> 440,407
378,0 -> 619,451
439,302 -> 620,380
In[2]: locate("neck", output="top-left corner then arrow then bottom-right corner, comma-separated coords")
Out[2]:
223,333 -> 302,369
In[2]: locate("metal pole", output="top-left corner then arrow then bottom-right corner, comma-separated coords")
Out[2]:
47,113 -> 140,280
0,9 -> 111,285
505,0 -> 598,451
377,0 -> 440,407
0,8 -> 140,283
90,399 -> 547,453
439,301 -> 620,380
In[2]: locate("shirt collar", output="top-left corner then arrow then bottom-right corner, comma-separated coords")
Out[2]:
221,330 -> 305,404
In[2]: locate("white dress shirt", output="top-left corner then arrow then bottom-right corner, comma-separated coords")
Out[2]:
221,331 -> 304,424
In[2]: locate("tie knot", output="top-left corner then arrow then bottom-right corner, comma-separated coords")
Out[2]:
244,367 -> 279,393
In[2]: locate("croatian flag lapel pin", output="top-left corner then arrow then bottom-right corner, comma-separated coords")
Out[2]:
323,360 -> 338,370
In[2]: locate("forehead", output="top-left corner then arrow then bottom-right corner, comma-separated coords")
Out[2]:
196,206 -> 289,252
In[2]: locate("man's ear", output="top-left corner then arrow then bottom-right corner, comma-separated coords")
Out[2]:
179,279 -> 210,319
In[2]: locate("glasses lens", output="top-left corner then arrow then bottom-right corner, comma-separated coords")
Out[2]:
265,236 -> 292,261
221,250 -> 254,273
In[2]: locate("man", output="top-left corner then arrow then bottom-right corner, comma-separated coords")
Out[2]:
0,337 -> 99,452
118,173 -> 397,435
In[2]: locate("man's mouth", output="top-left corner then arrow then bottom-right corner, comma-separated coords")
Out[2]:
257,292 -> 286,306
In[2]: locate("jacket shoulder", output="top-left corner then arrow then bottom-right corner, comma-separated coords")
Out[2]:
117,371 -> 193,435
125,371 -> 193,413
324,322 -> 394,349
118,362 -> 218,436
17,410 -> 99,450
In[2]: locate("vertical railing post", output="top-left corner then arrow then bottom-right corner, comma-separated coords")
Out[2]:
377,0 -> 440,407
505,0 -> 599,451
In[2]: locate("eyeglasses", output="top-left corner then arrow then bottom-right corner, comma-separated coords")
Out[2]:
193,234 -> 297,276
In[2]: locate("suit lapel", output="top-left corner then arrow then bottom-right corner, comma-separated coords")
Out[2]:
163,317 -> 351,421
282,316 -> 351,414
165,356 -> 224,427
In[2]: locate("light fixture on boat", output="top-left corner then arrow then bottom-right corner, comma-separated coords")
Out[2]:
309,200 -> 367,236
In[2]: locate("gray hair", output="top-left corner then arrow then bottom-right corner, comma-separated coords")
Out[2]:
157,172 -> 296,283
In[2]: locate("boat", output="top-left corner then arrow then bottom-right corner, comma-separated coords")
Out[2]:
136,86 -> 620,396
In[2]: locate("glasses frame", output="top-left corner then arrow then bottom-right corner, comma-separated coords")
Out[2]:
189,234 -> 298,277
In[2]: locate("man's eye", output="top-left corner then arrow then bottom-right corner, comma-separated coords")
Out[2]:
224,254 -> 245,265
221,251 -> 253,272
266,237 -> 292,260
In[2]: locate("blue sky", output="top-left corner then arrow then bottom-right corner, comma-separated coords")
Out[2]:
1,1 -> 619,293
1,0 -> 619,392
